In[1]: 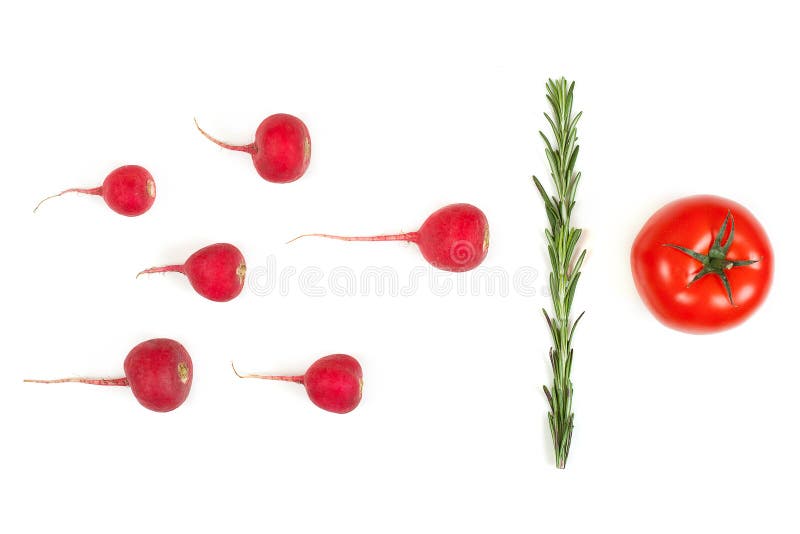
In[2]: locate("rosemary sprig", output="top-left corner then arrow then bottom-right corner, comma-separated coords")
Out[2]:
532,78 -> 584,469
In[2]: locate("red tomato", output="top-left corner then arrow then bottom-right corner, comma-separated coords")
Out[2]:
631,195 -> 773,334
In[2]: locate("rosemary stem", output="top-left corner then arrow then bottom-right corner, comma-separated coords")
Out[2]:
533,78 -> 584,469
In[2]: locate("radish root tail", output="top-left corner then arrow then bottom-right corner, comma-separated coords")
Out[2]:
194,118 -> 256,154
230,362 -> 304,383
286,232 -> 419,245
34,187 -> 103,213
136,265 -> 185,279
24,376 -> 129,386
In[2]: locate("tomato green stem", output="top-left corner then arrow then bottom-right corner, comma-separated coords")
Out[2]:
663,211 -> 759,305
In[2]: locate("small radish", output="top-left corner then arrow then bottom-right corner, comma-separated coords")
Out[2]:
289,203 -> 490,272
34,165 -> 156,216
137,243 -> 246,302
195,114 -> 311,183
232,354 -> 363,414
24,338 -> 192,413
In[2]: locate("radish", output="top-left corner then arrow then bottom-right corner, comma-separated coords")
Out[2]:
24,338 -> 192,413
137,243 -> 246,302
195,114 -> 311,183
289,203 -> 490,272
34,165 -> 156,216
232,354 -> 363,414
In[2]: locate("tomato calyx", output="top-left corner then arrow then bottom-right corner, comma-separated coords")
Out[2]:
663,211 -> 759,306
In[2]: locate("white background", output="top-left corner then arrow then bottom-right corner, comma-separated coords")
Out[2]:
1,1 -> 798,532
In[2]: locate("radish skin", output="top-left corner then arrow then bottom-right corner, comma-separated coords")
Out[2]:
24,338 -> 193,413
138,243 -> 246,302
195,114 -> 311,183
232,354 -> 363,414
34,165 -> 156,216
289,203 -> 490,272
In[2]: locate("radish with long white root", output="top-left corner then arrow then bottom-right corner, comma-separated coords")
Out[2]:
34,165 -> 156,216
232,354 -> 363,414
24,338 -> 193,413
137,243 -> 246,302
289,203 -> 490,272
195,114 -> 311,183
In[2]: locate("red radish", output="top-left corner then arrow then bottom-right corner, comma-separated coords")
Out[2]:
34,165 -> 156,216
137,243 -> 246,302
289,203 -> 490,272
232,354 -> 363,414
195,114 -> 311,183
24,338 -> 192,413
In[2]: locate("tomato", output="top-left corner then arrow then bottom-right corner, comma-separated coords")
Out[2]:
631,195 -> 773,334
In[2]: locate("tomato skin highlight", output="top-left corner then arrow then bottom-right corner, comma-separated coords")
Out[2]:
631,195 -> 773,334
